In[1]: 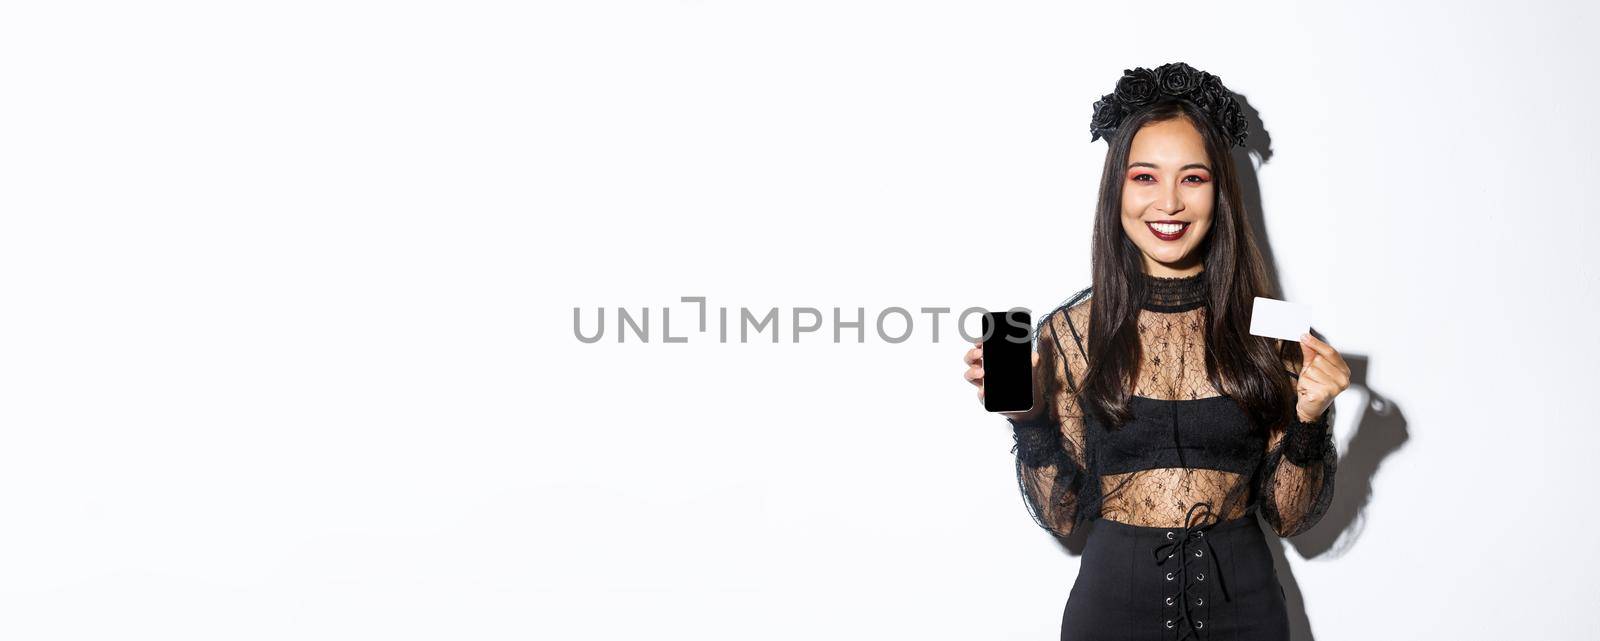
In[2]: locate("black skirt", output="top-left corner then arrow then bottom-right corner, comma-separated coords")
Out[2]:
1059,510 -> 1289,641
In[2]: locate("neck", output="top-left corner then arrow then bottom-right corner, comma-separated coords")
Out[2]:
1142,270 -> 1207,313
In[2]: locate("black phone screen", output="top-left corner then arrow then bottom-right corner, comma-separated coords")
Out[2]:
982,310 -> 1034,413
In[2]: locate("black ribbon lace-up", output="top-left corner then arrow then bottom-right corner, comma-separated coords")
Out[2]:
1152,502 -> 1232,639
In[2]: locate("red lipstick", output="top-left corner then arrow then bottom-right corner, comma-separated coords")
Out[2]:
1146,220 -> 1189,241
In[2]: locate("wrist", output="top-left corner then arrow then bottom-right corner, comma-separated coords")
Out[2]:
1009,415 -> 1060,467
1284,408 -> 1333,466
1296,406 -> 1330,425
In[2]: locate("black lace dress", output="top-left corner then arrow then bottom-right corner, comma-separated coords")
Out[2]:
1006,271 -> 1336,641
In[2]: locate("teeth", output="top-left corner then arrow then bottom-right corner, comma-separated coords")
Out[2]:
1150,222 -> 1186,234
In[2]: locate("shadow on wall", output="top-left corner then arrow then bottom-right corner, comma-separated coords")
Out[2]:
1229,93 -> 1411,641
1054,94 -> 1411,641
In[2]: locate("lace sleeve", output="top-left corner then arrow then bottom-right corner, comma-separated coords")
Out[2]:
1007,302 -> 1098,538
1257,340 -> 1339,537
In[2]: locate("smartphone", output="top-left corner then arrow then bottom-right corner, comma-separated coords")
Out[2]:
982,309 -> 1034,413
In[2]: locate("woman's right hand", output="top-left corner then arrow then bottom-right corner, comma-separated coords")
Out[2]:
964,341 -> 1045,422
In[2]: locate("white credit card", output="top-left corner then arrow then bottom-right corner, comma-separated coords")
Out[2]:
1249,296 -> 1312,342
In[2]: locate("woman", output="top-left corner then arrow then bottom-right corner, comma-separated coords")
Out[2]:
962,62 -> 1350,640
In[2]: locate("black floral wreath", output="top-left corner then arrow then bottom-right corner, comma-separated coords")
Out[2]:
1089,62 -> 1249,148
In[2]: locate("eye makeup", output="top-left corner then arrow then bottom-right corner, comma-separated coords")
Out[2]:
1128,173 -> 1210,184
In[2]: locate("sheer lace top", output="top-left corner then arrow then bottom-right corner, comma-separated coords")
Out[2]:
1006,271 -> 1337,538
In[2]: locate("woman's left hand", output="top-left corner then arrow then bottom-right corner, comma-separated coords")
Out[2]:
1296,332 -> 1351,423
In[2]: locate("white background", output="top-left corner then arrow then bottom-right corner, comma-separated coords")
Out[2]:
2,1 -> 1595,639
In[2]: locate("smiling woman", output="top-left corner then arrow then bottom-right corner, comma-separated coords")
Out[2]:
961,62 -> 1351,641
1120,119 -> 1217,269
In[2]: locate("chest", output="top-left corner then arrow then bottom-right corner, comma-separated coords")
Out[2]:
1084,395 -> 1265,476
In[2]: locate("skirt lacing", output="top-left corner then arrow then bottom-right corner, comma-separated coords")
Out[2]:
1151,502 -> 1233,639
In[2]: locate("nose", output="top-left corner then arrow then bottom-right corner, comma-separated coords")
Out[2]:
1157,181 -> 1184,216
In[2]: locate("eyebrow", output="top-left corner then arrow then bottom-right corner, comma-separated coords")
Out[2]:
1128,161 -> 1212,172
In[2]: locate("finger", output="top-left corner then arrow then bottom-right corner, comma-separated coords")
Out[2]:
965,365 -> 984,386
1298,363 -> 1333,391
1322,341 -> 1351,375
1302,332 -> 1350,374
1301,332 -> 1342,363
1299,337 -> 1315,370
1305,357 -> 1349,390
965,345 -> 981,366
1302,360 -> 1336,391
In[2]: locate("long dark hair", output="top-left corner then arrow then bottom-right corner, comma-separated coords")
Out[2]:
1075,97 -> 1301,432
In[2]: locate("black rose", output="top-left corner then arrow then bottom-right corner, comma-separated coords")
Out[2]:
1213,100 -> 1246,146
1154,62 -> 1202,96
1089,64 -> 1249,147
1214,99 -> 1237,123
1089,93 -> 1121,142
1228,111 -> 1250,145
1193,74 -> 1226,109
1113,67 -> 1158,107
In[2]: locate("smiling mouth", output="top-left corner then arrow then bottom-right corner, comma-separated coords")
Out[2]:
1146,221 -> 1189,241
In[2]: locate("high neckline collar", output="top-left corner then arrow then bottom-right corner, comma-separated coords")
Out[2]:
1142,270 -> 1207,313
